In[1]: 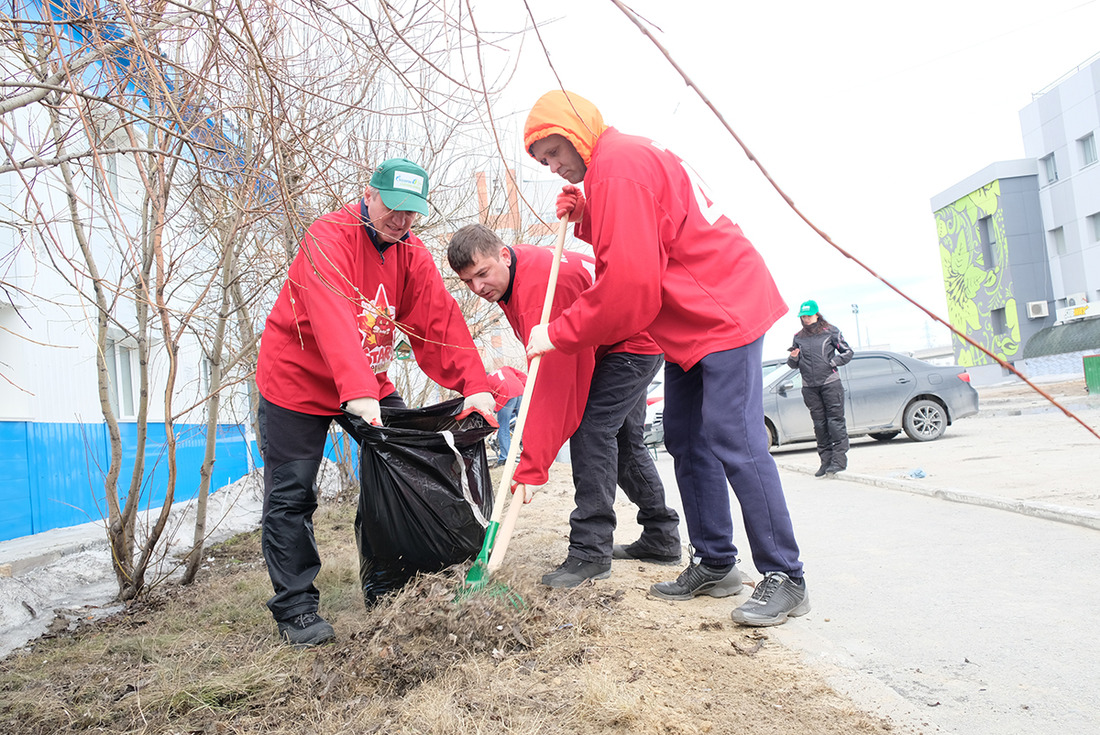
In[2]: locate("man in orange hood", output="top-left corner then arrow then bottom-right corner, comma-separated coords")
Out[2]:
522,90 -> 809,627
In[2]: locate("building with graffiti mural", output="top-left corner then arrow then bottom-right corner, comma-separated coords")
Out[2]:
931,52 -> 1100,383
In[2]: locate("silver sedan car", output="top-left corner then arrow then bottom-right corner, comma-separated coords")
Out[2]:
762,350 -> 979,447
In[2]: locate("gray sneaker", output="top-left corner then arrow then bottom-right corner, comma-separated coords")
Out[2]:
730,572 -> 810,627
649,560 -> 747,601
277,612 -> 335,646
541,556 -> 612,588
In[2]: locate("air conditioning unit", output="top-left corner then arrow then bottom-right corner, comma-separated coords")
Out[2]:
1067,292 -> 1088,307
1026,300 -> 1049,319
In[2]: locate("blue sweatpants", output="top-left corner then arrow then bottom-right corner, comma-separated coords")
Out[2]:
495,396 -> 521,463
662,337 -> 803,577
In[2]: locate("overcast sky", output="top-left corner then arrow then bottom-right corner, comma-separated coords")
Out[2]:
469,0 -> 1100,359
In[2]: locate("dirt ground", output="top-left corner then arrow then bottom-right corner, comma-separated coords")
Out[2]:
0,461 -> 938,735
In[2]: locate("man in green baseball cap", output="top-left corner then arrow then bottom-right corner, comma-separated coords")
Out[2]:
254,155 -> 496,647
369,157 -> 430,217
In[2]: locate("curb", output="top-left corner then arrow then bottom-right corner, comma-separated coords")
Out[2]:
775,462 -> 1100,532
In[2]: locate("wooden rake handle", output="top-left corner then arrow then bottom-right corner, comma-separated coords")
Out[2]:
486,213 -> 570,572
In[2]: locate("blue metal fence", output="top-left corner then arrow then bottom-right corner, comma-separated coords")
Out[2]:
0,420 -> 257,542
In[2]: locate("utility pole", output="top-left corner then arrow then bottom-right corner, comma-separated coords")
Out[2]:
851,304 -> 861,348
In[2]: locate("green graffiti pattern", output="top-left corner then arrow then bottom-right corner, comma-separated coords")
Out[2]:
934,181 -> 1020,367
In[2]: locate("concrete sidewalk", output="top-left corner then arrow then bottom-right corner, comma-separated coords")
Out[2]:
771,377 -> 1100,529
643,376 -> 1100,735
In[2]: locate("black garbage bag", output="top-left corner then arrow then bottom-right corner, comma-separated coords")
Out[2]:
344,397 -> 497,606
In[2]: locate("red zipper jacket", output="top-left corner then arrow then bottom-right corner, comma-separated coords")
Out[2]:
502,245 -> 660,486
523,92 -> 786,369
257,201 -> 489,414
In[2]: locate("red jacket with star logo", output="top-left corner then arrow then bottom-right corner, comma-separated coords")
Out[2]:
257,201 -> 489,414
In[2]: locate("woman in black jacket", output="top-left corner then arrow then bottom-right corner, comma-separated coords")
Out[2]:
787,300 -> 854,476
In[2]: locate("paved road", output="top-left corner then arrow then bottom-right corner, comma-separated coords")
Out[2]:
643,396 -> 1100,735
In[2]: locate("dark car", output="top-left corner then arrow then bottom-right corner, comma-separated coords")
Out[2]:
762,350 -> 978,447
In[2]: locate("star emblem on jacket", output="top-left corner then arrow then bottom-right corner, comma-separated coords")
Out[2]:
357,284 -> 396,372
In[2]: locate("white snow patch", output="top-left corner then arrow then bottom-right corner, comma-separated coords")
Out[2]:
0,465 -> 324,659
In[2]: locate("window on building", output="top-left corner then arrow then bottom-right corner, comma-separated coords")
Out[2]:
991,307 -> 1007,336
1049,226 -> 1066,256
1090,212 -> 1100,242
103,153 -> 117,195
105,339 -> 136,418
1079,132 -> 1098,168
978,215 -> 998,269
200,355 -> 212,397
1041,153 -> 1058,184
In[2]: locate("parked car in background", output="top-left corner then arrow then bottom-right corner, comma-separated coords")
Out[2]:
643,377 -> 664,448
762,358 -> 786,378
762,350 -> 978,447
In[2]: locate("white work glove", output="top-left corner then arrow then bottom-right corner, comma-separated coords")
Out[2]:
344,396 -> 381,426
458,391 -> 497,423
511,481 -> 534,505
526,324 -> 556,359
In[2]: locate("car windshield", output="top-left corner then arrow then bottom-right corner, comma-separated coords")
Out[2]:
762,364 -> 795,390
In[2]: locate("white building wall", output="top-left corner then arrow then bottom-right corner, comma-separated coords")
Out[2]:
1,89 -> 247,428
1019,54 -> 1100,309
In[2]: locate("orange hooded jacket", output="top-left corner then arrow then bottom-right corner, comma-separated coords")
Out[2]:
520,89 -> 788,370
523,90 -> 607,165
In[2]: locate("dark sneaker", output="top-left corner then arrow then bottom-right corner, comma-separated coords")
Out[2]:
277,612 -> 335,647
825,464 -> 844,477
612,540 -> 682,566
814,464 -> 829,478
541,557 -> 612,588
649,560 -> 747,601
730,572 -> 810,627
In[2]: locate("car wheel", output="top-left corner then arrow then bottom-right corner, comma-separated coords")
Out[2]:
869,431 -> 900,442
764,421 -> 777,447
903,399 -> 946,442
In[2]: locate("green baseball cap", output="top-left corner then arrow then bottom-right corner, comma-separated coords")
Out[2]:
370,158 -> 430,216
798,299 -> 819,317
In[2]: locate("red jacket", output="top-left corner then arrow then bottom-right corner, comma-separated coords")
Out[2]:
502,245 -> 660,485
256,201 -> 489,414
486,366 -> 526,411
531,116 -> 787,369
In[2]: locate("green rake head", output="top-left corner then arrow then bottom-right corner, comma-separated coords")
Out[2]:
456,524 -> 525,608
454,572 -> 526,608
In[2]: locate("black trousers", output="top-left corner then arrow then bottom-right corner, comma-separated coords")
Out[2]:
566,353 -> 680,563
801,381 -> 849,470
257,392 -> 405,621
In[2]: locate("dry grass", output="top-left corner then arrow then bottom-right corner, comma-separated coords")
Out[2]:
0,469 -> 925,734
